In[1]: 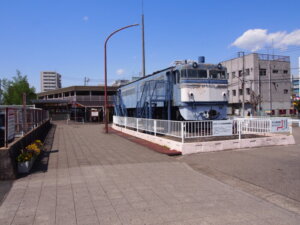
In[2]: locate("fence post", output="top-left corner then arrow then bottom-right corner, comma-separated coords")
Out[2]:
238,120 -> 241,140
5,108 -> 8,147
154,120 -> 157,136
136,118 -> 139,132
181,122 -> 185,143
289,119 -> 293,135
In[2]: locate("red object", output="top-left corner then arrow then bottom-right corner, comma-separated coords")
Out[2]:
109,127 -> 181,156
104,24 -> 139,133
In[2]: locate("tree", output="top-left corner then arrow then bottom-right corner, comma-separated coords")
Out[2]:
249,90 -> 262,116
2,70 -> 36,105
293,100 -> 300,112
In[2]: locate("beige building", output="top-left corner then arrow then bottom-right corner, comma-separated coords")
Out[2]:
221,53 -> 292,116
40,71 -> 62,92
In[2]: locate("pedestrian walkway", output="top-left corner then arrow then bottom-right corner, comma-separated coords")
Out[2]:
0,123 -> 299,225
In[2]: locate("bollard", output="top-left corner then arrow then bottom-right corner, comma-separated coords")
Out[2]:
154,120 -> 157,136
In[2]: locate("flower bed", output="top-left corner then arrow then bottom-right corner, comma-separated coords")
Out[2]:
17,140 -> 43,173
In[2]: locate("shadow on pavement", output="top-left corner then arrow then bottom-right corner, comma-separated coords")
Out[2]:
18,124 -> 57,177
0,181 -> 13,206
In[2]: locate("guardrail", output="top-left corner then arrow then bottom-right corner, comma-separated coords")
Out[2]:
113,116 -> 292,143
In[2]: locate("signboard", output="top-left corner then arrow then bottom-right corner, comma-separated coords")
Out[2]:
213,120 -> 233,136
7,109 -> 15,141
91,111 -> 98,117
271,119 -> 289,133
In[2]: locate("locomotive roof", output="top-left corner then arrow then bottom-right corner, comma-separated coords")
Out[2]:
118,62 -> 226,88
119,66 -> 175,88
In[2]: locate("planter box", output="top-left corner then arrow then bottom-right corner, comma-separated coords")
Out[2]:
18,157 -> 35,173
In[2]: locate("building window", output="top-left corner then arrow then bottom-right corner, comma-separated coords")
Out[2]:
284,89 -> 288,94
279,109 -> 286,115
245,69 -> 250,75
232,72 -> 236,78
273,70 -> 279,74
246,88 -> 251,95
283,70 -> 288,74
259,69 -> 267,76
239,89 -> 243,95
232,90 -> 236,96
227,73 -> 229,79
238,70 -> 243,77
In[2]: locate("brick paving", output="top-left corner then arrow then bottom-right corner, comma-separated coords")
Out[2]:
0,123 -> 300,225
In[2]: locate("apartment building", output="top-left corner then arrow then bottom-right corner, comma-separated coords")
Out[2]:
221,53 -> 292,116
40,71 -> 62,92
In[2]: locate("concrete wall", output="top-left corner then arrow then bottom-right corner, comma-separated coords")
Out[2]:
0,120 -> 51,180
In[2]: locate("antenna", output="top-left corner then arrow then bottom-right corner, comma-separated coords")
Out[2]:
141,0 -> 146,77
84,77 -> 90,86
272,38 -> 274,56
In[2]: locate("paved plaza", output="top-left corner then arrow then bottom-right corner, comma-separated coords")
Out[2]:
0,123 -> 300,225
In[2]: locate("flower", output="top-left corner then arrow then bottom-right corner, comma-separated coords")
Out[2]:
26,143 -> 41,156
17,151 -> 33,162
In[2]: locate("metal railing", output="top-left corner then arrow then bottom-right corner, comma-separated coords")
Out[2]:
113,116 -> 291,143
0,106 -> 49,147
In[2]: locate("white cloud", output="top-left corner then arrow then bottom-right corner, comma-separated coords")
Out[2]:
231,29 -> 300,51
116,69 -> 125,75
83,16 -> 89,22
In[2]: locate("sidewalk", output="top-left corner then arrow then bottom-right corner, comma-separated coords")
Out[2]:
0,123 -> 299,225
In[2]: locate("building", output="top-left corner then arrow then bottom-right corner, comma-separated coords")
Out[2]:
111,79 -> 130,86
34,85 -> 118,122
221,53 -> 292,116
292,76 -> 300,99
40,71 -> 62,92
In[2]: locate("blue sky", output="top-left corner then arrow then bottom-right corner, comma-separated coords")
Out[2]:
1,0 -> 300,92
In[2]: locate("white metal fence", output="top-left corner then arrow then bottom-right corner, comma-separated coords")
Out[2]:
113,116 -> 292,143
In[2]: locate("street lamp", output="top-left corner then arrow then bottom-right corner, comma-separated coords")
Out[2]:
104,24 -> 139,133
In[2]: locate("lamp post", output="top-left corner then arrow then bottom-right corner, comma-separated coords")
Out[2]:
104,24 -> 139,133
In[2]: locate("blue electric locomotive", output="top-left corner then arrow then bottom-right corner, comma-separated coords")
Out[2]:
114,57 -> 228,120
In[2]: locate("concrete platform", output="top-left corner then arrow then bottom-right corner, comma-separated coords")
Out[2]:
112,124 -> 295,155
1,123 -> 299,225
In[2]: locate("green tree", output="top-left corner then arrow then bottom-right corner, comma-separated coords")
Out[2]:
2,70 -> 36,105
293,100 -> 300,112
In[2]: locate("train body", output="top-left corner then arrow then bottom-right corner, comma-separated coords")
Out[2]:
115,58 -> 228,120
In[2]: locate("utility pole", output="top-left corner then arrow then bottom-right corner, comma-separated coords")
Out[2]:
141,0 -> 146,77
269,58 -> 272,115
84,77 -> 90,86
238,51 -> 245,117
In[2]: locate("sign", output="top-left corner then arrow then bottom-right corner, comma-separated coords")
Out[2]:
271,119 -> 289,132
91,111 -> 98,117
7,109 -> 15,141
213,120 -> 233,136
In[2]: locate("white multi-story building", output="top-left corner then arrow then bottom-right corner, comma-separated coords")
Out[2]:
40,71 -> 62,92
221,53 -> 292,116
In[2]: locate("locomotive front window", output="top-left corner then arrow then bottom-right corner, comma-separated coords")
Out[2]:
209,70 -> 226,79
198,70 -> 207,78
181,69 -> 207,79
